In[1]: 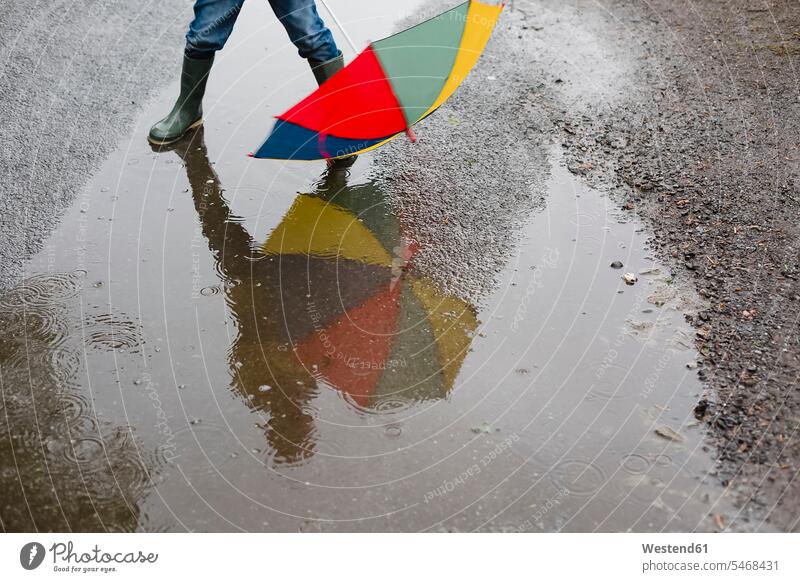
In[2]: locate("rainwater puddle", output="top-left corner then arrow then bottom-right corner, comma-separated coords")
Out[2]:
0,1 -> 734,532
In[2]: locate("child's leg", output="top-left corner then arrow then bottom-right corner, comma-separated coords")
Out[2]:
185,0 -> 247,58
268,0 -> 340,63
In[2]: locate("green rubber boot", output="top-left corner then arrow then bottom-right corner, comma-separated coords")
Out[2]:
309,52 -> 357,170
148,55 -> 214,146
309,51 -> 344,86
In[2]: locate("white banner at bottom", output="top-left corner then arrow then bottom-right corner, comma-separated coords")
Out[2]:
1,533 -> 798,581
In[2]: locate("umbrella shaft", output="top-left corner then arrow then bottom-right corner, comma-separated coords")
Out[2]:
318,0 -> 359,54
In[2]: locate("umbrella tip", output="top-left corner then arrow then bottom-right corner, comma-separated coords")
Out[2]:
247,152 -> 255,158
405,128 -> 418,143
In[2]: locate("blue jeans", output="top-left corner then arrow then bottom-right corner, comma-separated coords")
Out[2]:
185,0 -> 339,62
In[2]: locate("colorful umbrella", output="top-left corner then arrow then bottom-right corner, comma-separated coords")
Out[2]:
252,0 -> 504,161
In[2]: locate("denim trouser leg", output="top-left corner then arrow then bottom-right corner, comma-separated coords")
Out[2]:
184,0 -> 340,62
185,0 -> 246,58
268,0 -> 340,62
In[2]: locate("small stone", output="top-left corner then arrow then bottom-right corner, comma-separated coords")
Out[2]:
622,273 -> 638,285
694,399 -> 709,419
655,426 -> 686,443
610,261 -> 624,269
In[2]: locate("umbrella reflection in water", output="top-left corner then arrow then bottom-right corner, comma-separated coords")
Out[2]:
176,130 -> 478,466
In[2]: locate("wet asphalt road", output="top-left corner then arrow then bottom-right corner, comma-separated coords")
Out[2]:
0,0 -> 187,290
1,0 -> 798,531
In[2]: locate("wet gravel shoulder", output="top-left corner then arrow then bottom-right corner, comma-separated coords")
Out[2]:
549,0 -> 800,530
0,0 -> 187,291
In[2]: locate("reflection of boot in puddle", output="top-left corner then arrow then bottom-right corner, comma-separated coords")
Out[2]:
177,128 -> 318,467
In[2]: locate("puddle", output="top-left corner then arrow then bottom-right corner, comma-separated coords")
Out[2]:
0,0 -> 735,532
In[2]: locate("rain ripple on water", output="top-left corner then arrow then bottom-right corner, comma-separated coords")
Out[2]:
83,312 -> 144,352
